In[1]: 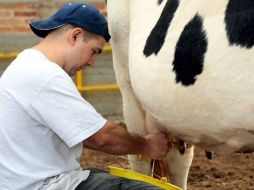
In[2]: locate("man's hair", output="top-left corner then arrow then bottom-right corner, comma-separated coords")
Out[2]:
48,24 -> 100,41
82,28 -> 100,42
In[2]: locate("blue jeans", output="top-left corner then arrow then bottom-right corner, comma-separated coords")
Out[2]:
75,168 -> 163,190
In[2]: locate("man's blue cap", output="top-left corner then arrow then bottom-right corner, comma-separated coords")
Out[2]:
29,2 -> 111,42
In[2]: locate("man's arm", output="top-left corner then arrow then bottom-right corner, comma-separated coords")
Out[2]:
82,121 -> 170,159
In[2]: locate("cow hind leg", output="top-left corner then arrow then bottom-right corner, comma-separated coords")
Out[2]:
107,0 -> 152,176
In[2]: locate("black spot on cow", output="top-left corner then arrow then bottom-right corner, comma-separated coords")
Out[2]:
225,0 -> 254,48
157,0 -> 163,5
173,14 -> 208,86
143,0 -> 179,57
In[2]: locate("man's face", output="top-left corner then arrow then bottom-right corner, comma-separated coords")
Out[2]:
65,35 -> 106,76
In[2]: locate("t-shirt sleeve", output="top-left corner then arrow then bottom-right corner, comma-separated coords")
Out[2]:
27,75 -> 107,148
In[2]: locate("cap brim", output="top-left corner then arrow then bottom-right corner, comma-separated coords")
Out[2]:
29,19 -> 66,38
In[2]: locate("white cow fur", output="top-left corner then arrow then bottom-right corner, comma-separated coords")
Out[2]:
107,0 -> 254,189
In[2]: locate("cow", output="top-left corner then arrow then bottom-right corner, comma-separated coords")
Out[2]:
106,0 -> 254,189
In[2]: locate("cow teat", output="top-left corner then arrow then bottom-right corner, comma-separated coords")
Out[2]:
205,150 -> 214,159
179,140 -> 186,155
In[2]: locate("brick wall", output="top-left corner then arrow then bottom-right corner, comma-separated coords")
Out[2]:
0,2 -> 40,33
0,0 -> 107,34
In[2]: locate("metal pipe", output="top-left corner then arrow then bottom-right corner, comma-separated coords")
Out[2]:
0,45 -> 112,59
78,84 -> 118,91
0,45 -> 118,92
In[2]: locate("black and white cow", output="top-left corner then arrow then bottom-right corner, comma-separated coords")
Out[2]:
107,0 -> 254,189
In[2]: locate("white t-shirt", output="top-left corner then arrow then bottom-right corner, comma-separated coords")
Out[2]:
0,49 -> 107,190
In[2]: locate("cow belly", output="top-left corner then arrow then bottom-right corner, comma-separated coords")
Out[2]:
126,0 -> 254,152
128,57 -> 254,153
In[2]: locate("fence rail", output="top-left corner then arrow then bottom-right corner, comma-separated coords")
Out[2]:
0,45 -> 118,92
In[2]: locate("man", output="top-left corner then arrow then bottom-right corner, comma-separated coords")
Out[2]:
0,2 -> 169,190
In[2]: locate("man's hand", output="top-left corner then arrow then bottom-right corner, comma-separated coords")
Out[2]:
143,133 -> 170,159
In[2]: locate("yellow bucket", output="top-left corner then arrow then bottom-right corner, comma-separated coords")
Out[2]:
108,166 -> 182,190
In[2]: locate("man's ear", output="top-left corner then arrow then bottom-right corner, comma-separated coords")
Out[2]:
68,28 -> 83,46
